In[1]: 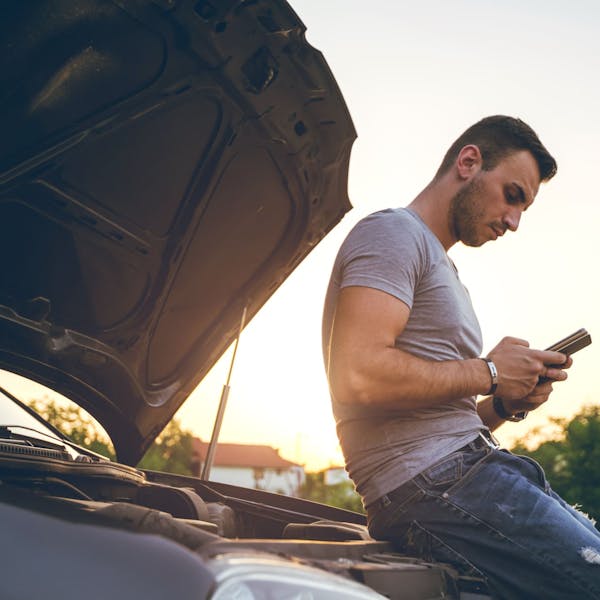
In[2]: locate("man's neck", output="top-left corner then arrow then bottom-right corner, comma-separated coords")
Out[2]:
407,176 -> 458,251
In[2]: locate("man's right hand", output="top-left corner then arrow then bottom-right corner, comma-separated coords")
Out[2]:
487,336 -> 569,401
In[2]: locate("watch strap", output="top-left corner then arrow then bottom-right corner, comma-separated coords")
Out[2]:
492,396 -> 528,422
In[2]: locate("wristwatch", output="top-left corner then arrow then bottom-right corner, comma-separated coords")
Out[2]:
492,396 -> 528,422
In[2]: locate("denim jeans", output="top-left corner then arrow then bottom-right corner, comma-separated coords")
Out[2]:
367,439 -> 600,599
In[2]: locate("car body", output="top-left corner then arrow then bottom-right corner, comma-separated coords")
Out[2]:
0,1 -> 491,597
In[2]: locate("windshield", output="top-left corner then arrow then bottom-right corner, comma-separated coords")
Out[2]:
0,387 -> 83,460
0,388 -> 62,440
0,370 -> 114,461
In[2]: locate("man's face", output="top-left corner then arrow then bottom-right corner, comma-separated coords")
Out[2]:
449,150 -> 541,247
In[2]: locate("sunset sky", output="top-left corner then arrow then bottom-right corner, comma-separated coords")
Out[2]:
3,1 -> 599,473
176,0 -> 600,471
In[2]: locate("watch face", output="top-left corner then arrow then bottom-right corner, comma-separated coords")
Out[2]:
512,411 -> 528,422
492,396 -> 527,422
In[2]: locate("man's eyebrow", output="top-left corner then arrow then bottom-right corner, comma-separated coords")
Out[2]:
511,183 -> 534,208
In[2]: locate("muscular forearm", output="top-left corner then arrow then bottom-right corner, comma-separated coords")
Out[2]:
327,287 -> 568,411
477,395 -> 505,431
329,346 -> 492,409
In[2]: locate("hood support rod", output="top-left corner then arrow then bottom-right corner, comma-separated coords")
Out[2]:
201,305 -> 248,481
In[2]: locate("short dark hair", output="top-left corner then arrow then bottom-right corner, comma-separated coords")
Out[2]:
435,115 -> 557,182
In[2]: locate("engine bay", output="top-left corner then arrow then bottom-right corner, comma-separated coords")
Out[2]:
0,447 -> 490,599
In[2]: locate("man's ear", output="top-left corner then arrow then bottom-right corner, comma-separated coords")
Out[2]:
456,145 -> 482,180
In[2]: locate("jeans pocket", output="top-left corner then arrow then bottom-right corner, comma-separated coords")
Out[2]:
368,483 -> 425,537
514,453 -> 549,490
419,452 -> 464,488
418,447 -> 491,498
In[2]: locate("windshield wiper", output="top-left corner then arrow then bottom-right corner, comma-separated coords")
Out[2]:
0,425 -> 73,461
0,425 -> 109,463
0,425 -> 69,451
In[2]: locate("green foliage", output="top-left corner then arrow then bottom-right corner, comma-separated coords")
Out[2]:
27,397 -> 115,459
512,405 -> 600,523
299,471 -> 365,514
138,419 -> 195,476
25,397 -> 195,475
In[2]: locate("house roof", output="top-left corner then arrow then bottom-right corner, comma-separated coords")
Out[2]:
192,438 -> 300,469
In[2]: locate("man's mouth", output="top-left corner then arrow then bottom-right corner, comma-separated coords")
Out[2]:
491,225 -> 505,239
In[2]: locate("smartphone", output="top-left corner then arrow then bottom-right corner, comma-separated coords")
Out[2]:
545,328 -> 592,356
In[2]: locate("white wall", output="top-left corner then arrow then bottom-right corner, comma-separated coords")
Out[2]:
209,465 -> 305,496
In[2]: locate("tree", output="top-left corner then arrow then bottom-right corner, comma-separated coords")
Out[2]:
137,419 -> 195,475
27,397 -> 115,459
512,405 -> 600,523
298,471 -> 365,513
25,397 -> 195,475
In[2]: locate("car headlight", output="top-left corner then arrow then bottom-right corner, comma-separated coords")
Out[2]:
208,554 -> 385,599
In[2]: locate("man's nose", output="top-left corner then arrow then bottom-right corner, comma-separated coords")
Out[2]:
503,208 -> 521,232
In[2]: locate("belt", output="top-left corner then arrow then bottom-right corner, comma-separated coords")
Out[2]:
462,430 -> 500,452
366,431 -> 499,513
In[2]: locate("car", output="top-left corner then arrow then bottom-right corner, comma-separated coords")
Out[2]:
0,1 -> 491,598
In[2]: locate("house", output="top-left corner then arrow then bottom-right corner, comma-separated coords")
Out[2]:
323,465 -> 351,486
192,438 -> 305,497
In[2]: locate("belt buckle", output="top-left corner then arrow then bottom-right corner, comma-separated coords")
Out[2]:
478,431 -> 499,449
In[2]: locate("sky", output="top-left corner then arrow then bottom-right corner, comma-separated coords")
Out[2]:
2,1 -> 600,472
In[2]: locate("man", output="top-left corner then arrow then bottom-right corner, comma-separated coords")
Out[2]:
322,116 -> 600,599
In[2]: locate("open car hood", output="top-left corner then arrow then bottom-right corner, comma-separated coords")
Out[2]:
0,0 -> 355,465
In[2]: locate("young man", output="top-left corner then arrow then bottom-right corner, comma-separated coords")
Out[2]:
322,116 -> 600,598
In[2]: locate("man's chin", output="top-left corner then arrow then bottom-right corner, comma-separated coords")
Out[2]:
461,236 -> 488,248
463,227 -> 499,247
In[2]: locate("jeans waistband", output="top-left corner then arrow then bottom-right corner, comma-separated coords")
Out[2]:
465,430 -> 500,451
367,431 -> 498,513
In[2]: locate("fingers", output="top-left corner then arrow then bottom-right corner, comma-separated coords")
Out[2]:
537,349 -> 569,366
542,365 -> 569,382
503,380 -> 554,414
537,350 -> 572,383
532,379 -> 554,396
523,380 -> 554,410
487,337 -> 571,401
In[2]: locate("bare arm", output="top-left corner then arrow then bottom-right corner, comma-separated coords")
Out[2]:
327,286 -> 491,408
327,286 -> 569,410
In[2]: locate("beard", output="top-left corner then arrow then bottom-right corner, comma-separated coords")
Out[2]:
448,176 -> 489,247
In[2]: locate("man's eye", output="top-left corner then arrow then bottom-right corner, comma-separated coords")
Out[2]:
505,187 -> 525,205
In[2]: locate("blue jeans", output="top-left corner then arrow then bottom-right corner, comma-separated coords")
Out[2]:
367,438 -> 600,599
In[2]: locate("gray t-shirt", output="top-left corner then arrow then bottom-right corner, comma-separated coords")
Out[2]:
322,208 -> 486,507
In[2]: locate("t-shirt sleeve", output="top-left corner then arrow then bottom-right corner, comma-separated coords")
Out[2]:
338,211 -> 426,310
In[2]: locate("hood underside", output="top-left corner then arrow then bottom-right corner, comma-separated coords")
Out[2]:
0,0 -> 355,464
